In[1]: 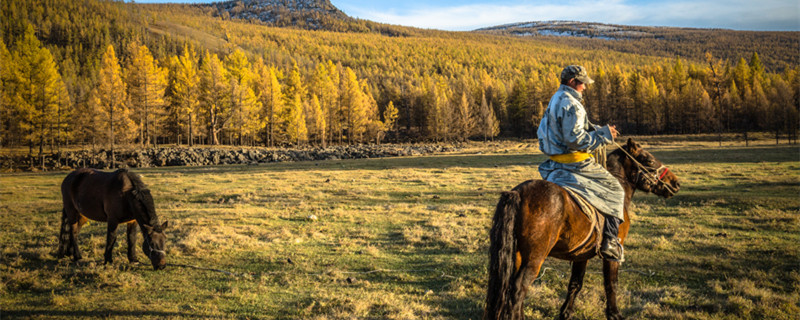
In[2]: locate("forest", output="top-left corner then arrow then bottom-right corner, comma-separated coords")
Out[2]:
1,0 -> 798,158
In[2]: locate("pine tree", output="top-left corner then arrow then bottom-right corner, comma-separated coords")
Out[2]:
90,44 -> 132,166
340,67 -> 368,143
0,37 -> 20,147
644,76 -> 661,133
479,90 -> 499,141
125,42 -> 167,146
254,60 -> 284,147
433,75 -> 452,141
766,77 -> 794,143
310,61 -> 338,147
733,58 -> 751,95
199,51 -> 231,145
225,48 -> 261,145
168,45 -> 200,145
307,94 -> 326,145
749,52 -> 765,84
283,61 -> 307,144
460,91 -> 477,139
382,100 -> 398,140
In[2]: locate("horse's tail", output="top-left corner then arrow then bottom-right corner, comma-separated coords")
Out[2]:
484,190 -> 523,320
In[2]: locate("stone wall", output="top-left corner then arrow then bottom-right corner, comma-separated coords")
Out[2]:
0,144 -> 459,172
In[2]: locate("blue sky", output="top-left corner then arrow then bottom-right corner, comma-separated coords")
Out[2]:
135,0 -> 800,31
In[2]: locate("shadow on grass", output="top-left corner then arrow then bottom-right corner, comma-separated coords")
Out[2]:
2,309 -> 221,319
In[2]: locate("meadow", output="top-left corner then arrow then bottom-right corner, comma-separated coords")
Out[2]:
1,137 -> 798,319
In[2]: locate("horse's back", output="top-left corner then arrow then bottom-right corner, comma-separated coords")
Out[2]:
61,168 -> 123,222
512,179 -> 570,217
511,179 -> 599,260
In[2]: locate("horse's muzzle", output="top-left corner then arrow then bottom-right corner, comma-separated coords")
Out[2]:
152,260 -> 166,270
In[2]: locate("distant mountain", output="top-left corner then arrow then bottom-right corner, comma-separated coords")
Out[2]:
200,0 -> 415,35
477,20 -> 668,40
476,20 -> 799,71
204,0 -> 353,30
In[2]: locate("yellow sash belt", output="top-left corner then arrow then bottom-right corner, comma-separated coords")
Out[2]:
549,152 -> 593,163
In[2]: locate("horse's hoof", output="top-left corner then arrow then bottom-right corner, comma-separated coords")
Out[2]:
606,313 -> 624,320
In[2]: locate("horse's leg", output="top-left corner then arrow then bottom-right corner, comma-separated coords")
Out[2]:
512,245 -> 550,318
559,260 -> 588,320
69,216 -> 88,262
104,222 -> 119,264
126,222 -> 139,263
603,260 -> 624,320
57,208 -> 70,258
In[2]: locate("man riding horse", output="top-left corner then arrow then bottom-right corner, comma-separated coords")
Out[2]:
537,65 -> 625,262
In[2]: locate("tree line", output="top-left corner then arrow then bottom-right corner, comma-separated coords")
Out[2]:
1,24 -> 408,159
1,0 -> 798,159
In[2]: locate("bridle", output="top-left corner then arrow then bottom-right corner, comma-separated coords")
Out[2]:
613,142 -> 678,195
143,230 -> 166,258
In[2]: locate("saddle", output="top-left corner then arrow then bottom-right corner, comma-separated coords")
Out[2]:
563,187 -> 605,255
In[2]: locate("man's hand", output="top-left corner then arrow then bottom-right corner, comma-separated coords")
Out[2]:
609,125 -> 620,139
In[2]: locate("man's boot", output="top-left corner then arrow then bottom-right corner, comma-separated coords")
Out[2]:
600,216 -> 624,262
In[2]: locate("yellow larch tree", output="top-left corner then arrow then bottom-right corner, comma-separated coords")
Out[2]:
168,45 -> 201,145
199,50 -> 231,145
225,48 -> 261,145
125,42 -> 167,146
90,44 -> 133,165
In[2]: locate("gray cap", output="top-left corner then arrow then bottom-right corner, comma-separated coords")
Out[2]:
561,65 -> 594,85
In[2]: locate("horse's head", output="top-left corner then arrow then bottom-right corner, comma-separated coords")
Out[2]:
621,138 -> 681,198
128,187 -> 168,270
142,220 -> 168,270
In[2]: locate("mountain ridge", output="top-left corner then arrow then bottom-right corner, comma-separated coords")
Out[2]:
206,0 -> 349,29
475,20 -> 799,70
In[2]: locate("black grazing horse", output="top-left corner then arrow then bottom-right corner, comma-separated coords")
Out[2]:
58,168 -> 168,270
484,139 -> 681,320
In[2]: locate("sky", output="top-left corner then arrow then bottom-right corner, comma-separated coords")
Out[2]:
135,0 -> 800,31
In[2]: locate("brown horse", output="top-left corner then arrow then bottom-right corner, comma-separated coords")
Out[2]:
484,138 -> 681,320
58,168 -> 168,270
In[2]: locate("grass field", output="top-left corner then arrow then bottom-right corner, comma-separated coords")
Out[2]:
1,138 -> 798,319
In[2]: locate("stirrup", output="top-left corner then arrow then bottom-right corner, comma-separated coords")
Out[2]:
600,238 -> 625,263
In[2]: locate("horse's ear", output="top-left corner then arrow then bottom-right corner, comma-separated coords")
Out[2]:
142,224 -> 153,233
161,220 -> 169,230
627,138 -> 641,155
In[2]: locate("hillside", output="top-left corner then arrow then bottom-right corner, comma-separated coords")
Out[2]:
1,0 -> 798,155
477,21 -> 800,72
195,0 -> 413,35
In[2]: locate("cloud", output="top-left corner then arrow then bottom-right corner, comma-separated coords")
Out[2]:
343,0 -> 800,31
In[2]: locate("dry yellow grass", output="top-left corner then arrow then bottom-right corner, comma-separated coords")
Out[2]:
1,137 -> 798,319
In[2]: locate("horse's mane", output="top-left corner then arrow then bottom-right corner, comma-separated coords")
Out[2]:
606,147 -> 628,181
117,168 -> 160,228
117,168 -> 148,192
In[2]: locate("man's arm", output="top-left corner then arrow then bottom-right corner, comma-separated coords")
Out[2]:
560,104 -> 614,152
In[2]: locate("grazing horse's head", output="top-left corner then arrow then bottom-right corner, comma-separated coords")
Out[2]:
142,219 -> 168,271
127,185 -> 169,270
621,138 -> 681,198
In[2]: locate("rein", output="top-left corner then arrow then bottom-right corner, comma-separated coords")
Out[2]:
612,142 -> 678,195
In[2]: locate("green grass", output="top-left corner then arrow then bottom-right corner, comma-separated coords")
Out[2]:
1,139 -> 798,319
